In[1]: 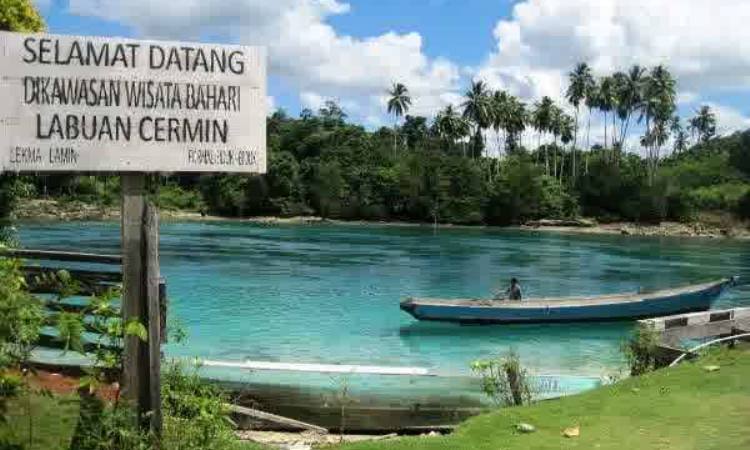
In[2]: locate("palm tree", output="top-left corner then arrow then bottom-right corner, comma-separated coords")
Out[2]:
614,65 -> 647,150
532,96 -> 554,174
640,66 -> 676,183
490,90 -> 510,157
670,116 -> 688,154
558,112 -> 575,181
461,80 -> 492,158
549,105 -> 564,178
566,62 -> 594,179
583,81 -> 599,174
597,76 -> 616,150
387,82 -> 411,154
435,105 -> 469,154
505,97 -> 528,154
689,105 -> 717,144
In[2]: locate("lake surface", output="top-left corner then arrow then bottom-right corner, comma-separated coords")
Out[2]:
18,221 -> 750,399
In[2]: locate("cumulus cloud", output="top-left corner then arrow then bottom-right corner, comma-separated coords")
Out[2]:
67,0 -> 461,121
711,104 -> 750,136
477,0 -> 750,102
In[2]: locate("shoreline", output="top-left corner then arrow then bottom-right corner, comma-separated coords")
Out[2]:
12,198 -> 750,239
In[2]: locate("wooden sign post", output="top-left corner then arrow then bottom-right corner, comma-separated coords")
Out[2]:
0,31 -> 267,434
121,174 -> 162,430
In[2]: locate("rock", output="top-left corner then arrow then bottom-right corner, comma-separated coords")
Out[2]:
703,365 -> 720,372
562,425 -> 580,438
516,423 -> 536,433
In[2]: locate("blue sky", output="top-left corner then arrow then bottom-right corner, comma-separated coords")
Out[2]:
34,0 -> 750,149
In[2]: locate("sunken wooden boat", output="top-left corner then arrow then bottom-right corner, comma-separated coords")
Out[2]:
400,277 -> 737,324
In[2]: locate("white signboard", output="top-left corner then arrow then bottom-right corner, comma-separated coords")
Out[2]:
0,32 -> 266,173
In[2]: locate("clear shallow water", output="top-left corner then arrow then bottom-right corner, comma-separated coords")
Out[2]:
18,221 -> 750,397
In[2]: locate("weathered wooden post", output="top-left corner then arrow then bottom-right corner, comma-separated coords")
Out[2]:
121,174 -> 162,432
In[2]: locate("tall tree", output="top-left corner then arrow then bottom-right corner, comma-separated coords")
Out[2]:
461,80 -> 492,158
387,82 -> 412,154
641,65 -> 676,183
614,65 -> 647,151
566,62 -> 594,180
597,76 -> 616,150
531,96 -> 554,174
689,105 -> 717,144
505,97 -> 528,154
670,116 -> 688,154
583,81 -> 599,174
490,90 -> 510,157
435,105 -> 469,155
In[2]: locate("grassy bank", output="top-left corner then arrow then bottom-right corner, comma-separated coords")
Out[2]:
331,348 -> 750,450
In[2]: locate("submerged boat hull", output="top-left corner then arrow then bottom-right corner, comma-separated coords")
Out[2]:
401,278 -> 735,324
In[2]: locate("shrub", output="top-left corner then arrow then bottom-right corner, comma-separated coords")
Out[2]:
471,351 -> 533,406
622,325 -> 661,375
161,361 -> 237,450
0,254 -> 44,368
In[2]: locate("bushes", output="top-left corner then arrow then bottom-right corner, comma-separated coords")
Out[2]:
471,351 -> 533,407
622,325 -> 661,375
158,184 -> 205,211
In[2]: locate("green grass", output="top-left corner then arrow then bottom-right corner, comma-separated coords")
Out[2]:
0,393 -> 268,450
332,348 -> 750,450
1,392 -> 80,450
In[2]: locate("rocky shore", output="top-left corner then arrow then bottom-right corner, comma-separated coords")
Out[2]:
13,198 -> 749,239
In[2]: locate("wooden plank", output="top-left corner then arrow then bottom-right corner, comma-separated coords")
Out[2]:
202,360 -> 435,377
145,202 -> 162,434
22,266 -> 122,282
24,266 -> 121,296
2,249 -> 122,264
228,404 -> 328,434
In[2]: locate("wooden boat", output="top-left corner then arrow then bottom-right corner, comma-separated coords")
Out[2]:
400,277 -> 737,324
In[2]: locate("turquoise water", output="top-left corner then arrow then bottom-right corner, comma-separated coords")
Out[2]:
18,221 -> 750,398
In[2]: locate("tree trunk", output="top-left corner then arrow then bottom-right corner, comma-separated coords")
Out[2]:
553,137 -> 558,179
585,107 -> 591,175
393,118 -> 397,158
572,107 -> 579,181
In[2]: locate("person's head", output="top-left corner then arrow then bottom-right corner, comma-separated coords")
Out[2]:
511,277 -> 518,285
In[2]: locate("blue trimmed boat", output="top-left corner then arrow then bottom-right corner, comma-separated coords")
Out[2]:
400,277 -> 737,324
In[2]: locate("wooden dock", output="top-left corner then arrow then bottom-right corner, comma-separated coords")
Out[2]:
638,307 -> 750,365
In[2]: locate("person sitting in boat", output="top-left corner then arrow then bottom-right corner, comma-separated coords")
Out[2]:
493,278 -> 523,301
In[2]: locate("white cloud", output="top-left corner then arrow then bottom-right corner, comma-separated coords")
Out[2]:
67,0 -> 461,123
265,96 -> 276,116
478,0 -> 750,101
710,104 -> 750,136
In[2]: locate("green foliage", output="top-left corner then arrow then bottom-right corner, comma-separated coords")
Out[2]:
622,325 -> 661,376
471,351 -> 533,407
157,183 -> 205,211
0,255 -> 44,368
161,361 -> 239,450
68,398 -> 152,450
0,0 -> 45,32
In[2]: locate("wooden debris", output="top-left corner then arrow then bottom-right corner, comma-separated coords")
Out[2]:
227,404 -> 328,434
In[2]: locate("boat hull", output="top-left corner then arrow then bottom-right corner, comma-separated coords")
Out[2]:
401,279 -> 734,324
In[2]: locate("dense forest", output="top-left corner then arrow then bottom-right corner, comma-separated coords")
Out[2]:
1,40 -> 750,227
